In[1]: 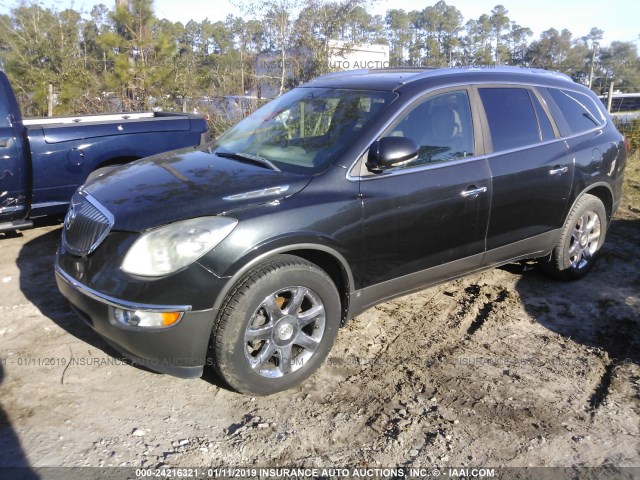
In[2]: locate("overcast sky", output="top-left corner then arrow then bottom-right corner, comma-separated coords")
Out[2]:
1,0 -> 638,46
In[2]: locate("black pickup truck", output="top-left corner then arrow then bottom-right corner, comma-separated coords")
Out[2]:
0,71 -> 208,232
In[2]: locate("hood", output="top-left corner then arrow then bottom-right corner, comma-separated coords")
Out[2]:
85,148 -> 311,232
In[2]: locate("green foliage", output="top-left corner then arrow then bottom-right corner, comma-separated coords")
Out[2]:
0,3 -> 95,115
620,149 -> 640,214
0,0 -> 639,118
616,118 -> 640,154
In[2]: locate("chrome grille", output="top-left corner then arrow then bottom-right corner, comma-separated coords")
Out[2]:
62,191 -> 114,257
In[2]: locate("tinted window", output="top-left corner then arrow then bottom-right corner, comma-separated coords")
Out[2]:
548,88 -> 604,134
530,92 -> 556,141
479,88 -> 540,151
388,90 -> 474,166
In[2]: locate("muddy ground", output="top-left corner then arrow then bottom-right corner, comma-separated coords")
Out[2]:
1,179 -> 639,472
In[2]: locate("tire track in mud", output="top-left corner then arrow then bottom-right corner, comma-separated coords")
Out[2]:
311,273 -> 532,464
588,308 -> 639,413
466,288 -> 510,335
317,265 -> 632,467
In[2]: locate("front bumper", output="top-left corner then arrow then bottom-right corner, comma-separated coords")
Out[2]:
55,265 -> 216,378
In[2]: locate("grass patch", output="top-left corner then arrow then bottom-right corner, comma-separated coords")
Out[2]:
622,150 -> 640,216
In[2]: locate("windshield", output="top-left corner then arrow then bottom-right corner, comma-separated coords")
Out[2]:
208,87 -> 397,174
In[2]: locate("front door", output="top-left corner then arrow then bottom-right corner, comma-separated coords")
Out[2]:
357,89 -> 491,307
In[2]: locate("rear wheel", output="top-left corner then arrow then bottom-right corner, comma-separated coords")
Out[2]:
540,194 -> 607,280
210,255 -> 341,395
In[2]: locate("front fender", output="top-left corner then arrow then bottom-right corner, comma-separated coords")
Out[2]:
200,236 -> 356,314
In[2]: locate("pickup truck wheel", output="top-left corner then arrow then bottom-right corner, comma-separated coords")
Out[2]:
540,194 -> 607,280
210,255 -> 341,395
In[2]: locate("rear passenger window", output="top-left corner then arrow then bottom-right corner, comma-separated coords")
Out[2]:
479,88 -> 541,151
548,88 -> 604,134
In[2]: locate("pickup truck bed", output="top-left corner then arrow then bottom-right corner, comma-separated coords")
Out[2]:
0,71 -> 209,232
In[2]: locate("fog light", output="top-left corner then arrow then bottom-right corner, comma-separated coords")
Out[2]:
114,308 -> 183,328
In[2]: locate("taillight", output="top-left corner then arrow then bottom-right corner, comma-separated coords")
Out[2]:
625,139 -> 630,153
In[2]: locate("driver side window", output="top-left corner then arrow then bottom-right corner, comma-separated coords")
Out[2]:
389,90 -> 474,168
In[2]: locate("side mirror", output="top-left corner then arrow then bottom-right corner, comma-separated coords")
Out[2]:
366,136 -> 419,174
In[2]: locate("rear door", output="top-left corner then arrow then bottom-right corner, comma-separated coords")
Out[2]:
357,88 -> 491,306
476,86 -> 574,264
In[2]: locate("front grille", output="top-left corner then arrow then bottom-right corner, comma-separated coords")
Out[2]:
62,191 -> 114,257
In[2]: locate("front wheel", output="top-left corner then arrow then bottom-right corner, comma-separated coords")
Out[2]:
210,255 -> 341,395
540,194 -> 607,280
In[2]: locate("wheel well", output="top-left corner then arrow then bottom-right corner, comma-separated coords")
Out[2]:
583,186 -> 613,222
286,249 -> 350,325
94,156 -> 139,171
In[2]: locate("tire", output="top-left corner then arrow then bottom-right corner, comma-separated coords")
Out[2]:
210,255 -> 341,395
540,194 -> 607,280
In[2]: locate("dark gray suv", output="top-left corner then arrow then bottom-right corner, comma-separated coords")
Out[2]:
56,67 -> 627,395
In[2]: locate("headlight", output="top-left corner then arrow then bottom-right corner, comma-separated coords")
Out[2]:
121,216 -> 237,276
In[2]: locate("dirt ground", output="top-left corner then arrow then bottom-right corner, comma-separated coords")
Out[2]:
1,169 -> 639,473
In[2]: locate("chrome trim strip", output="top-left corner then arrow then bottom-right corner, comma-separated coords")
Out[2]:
82,189 -> 115,226
346,80 -> 607,181
461,186 -> 488,197
55,265 -> 192,313
223,185 -> 290,201
63,189 -> 115,257
353,154 -> 491,180
30,201 -> 68,210
0,205 -> 25,214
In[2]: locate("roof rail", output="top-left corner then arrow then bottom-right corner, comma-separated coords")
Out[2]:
310,69 -> 370,82
400,66 -> 573,84
307,65 -> 574,86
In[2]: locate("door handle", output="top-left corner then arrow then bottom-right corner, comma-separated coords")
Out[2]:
0,138 -> 9,148
549,166 -> 568,176
461,186 -> 487,198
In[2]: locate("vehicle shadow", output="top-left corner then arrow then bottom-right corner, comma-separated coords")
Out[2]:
16,227 -> 114,353
510,217 -> 640,407
15,227 -> 153,374
0,363 -> 40,478
16,226 -> 229,389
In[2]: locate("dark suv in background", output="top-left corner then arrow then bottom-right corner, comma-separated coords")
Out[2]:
56,67 -> 627,395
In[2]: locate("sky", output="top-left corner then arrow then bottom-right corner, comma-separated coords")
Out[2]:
0,0 -> 638,47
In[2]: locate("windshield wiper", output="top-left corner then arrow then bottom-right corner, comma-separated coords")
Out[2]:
215,150 -> 280,172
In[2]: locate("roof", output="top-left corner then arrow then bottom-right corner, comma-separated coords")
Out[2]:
303,66 -> 575,91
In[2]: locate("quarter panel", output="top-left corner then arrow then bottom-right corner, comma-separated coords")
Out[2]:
564,127 -> 625,215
